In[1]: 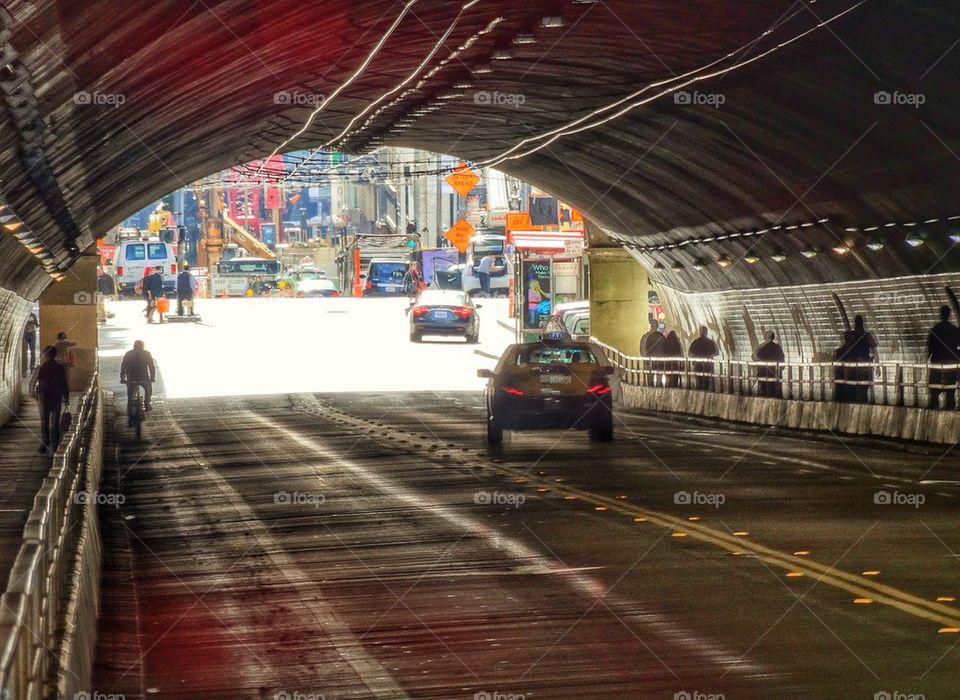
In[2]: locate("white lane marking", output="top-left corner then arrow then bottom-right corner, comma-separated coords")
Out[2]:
252,406 -> 768,680
155,417 -> 409,699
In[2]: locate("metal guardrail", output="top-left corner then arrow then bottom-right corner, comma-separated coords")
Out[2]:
0,371 -> 101,698
591,339 -> 960,409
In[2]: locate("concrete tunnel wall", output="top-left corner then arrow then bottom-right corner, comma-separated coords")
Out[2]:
0,290 -> 31,428
651,270 -> 960,364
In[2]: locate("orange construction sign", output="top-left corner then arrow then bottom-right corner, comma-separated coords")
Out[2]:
444,218 -> 475,252
445,162 -> 481,197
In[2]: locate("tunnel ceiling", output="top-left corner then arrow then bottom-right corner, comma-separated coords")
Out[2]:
0,0 -> 959,298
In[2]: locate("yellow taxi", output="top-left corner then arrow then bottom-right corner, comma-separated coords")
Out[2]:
477,331 -> 616,444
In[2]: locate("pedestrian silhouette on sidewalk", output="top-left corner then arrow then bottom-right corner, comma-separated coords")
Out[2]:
688,326 -> 719,390
753,331 -> 785,397
927,305 -> 960,410
835,315 -> 877,403
639,320 -> 666,386
662,330 -> 684,387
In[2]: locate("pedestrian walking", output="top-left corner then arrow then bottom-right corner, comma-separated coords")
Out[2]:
688,326 -> 719,390
23,311 -> 38,371
35,346 -> 69,454
662,330 -> 684,387
54,331 -> 77,370
639,320 -> 666,386
753,331 -> 785,397
927,305 -> 960,410
142,267 -> 165,323
835,315 -> 877,403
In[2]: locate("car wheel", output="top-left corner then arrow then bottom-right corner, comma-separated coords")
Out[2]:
486,415 -> 503,444
410,331 -> 421,343
466,332 -> 479,344
590,418 -> 613,442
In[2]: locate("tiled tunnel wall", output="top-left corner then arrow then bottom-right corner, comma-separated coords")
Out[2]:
0,288 -> 31,426
654,272 -> 960,364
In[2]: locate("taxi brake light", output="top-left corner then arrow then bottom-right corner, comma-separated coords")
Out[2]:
502,387 -> 525,396
587,385 -> 612,395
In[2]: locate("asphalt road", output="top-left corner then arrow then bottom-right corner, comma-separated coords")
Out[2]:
90,298 -> 960,699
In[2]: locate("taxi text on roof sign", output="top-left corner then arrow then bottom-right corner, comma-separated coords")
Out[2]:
445,162 -> 481,197
444,218 -> 475,253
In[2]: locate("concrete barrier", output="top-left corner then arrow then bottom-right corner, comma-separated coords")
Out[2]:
0,373 -> 103,697
621,383 -> 960,445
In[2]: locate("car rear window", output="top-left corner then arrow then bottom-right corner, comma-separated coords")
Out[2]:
418,290 -> 466,305
517,347 -> 598,365
147,243 -> 169,260
124,244 -> 145,261
369,263 -> 407,281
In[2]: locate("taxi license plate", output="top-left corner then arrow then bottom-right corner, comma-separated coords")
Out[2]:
540,375 -> 571,384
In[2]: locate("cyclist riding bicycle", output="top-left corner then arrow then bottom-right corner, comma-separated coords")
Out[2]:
120,340 -> 156,425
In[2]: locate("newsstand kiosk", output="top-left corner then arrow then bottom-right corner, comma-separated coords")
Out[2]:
508,229 -> 585,342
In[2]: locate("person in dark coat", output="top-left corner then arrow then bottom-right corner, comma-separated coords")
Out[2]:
120,340 -> 156,418
639,320 -> 666,386
662,330 -> 684,387
35,346 -> 69,454
927,305 -> 960,410
176,264 -> 199,316
836,315 -> 878,404
754,331 -> 785,397
142,267 -> 165,323
688,326 -> 719,390
23,312 -> 38,371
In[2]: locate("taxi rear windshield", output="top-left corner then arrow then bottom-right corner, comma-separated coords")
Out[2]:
516,347 -> 598,365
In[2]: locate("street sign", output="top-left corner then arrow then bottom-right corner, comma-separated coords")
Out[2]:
444,218 -> 475,252
445,162 -> 481,197
564,239 -> 584,257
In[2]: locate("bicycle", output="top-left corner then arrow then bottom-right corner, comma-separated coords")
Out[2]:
123,380 -> 146,439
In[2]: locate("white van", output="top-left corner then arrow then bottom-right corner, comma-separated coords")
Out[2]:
115,240 -> 177,295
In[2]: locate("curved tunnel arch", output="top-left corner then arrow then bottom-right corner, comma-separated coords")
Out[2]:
0,0 -> 957,367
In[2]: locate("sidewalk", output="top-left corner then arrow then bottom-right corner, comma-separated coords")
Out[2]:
0,393 -> 56,591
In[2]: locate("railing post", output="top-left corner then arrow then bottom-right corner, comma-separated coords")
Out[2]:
895,364 -> 904,406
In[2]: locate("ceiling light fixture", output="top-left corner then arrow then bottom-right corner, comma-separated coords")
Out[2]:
513,34 -> 537,45
541,16 -> 564,28
801,247 -> 818,258
717,255 -> 732,268
770,250 -> 787,262
905,231 -> 926,248
692,258 -> 707,270
866,237 -> 884,251
492,49 -> 514,60
744,254 -> 760,264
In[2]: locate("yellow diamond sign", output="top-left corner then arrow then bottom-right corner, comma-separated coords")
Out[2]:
444,218 -> 475,253
445,162 -> 480,197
